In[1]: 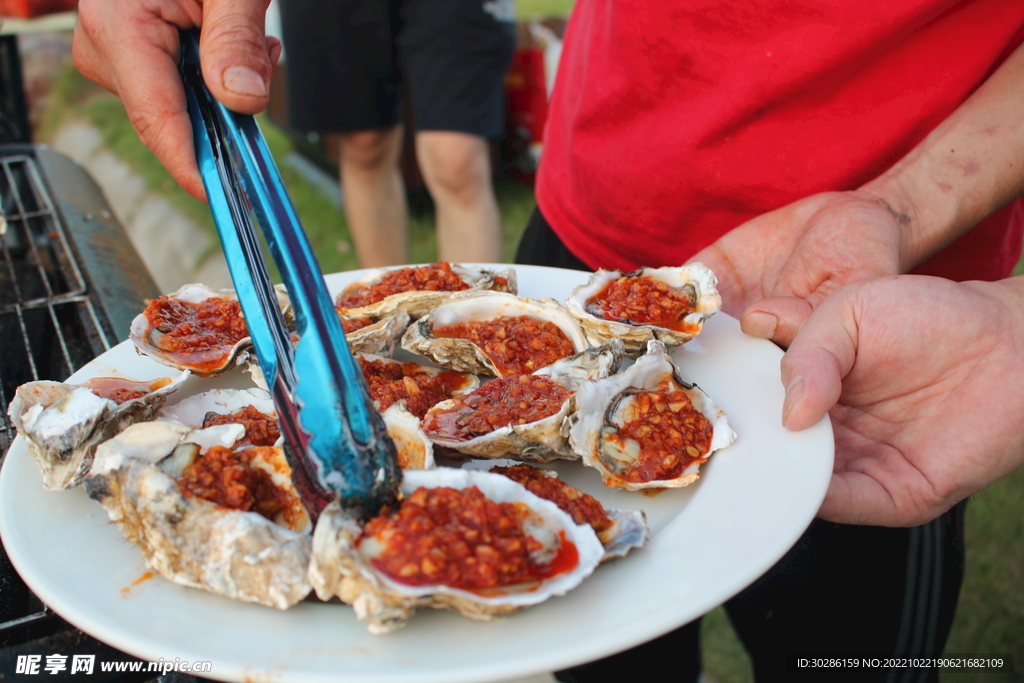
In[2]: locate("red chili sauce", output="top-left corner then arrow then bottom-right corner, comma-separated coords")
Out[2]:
83,376 -> 173,405
335,262 -> 470,310
360,485 -> 578,590
610,388 -> 714,484
492,464 -> 613,537
585,276 -> 699,333
422,375 -> 570,441
143,296 -> 249,374
202,405 -> 281,447
432,317 -> 576,376
178,445 -> 291,522
339,316 -> 376,334
358,356 -> 469,418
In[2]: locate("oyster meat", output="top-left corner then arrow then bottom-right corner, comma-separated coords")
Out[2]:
335,262 -> 517,320
8,371 -> 189,490
85,421 -> 312,609
421,341 -> 624,463
309,467 -> 604,634
569,340 -> 736,490
565,264 -> 722,353
401,291 -> 589,377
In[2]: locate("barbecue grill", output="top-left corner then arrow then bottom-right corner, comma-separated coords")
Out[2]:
0,144 -> 203,682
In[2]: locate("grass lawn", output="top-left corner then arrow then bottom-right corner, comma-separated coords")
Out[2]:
36,11 -> 1023,682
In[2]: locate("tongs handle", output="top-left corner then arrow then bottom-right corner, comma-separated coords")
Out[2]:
180,30 -> 399,520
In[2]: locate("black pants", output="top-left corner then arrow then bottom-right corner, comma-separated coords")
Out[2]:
515,208 -> 967,683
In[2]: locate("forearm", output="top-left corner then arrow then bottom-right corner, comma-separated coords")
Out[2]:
859,41 -> 1024,271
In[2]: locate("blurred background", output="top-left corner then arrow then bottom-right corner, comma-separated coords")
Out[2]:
1,1 -> 1021,681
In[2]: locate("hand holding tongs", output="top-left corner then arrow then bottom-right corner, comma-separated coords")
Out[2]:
179,30 -> 400,521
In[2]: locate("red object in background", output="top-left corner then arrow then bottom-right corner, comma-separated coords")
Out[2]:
0,0 -> 76,18
503,46 -> 548,184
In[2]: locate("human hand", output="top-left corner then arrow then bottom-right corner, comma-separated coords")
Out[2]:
73,0 -> 281,201
691,190 -> 910,347
780,274 -> 1024,526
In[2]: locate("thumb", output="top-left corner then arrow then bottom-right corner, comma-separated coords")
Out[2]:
739,295 -> 813,348
778,291 -> 861,430
199,0 -> 277,113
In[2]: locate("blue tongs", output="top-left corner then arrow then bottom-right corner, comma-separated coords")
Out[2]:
179,30 -> 400,521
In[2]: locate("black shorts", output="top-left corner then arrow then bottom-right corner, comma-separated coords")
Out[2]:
279,0 -> 516,137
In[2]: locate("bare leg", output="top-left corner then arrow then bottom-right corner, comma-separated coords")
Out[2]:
340,126 -> 408,267
415,131 -> 501,263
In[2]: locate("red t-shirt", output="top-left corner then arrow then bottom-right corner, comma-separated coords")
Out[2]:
537,0 -> 1024,280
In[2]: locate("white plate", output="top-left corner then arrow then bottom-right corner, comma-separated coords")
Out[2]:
0,265 -> 833,683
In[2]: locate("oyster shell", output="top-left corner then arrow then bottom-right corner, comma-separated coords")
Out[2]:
340,310 -> 410,357
401,291 -> 589,377
381,403 -> 435,470
569,340 -> 736,490
129,283 -> 291,377
565,264 -> 722,353
8,371 -> 189,490
335,262 -> 517,320
421,341 -> 625,463
308,468 -> 604,634
85,421 -> 312,609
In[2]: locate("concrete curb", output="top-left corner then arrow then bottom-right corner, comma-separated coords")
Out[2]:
50,122 -> 231,293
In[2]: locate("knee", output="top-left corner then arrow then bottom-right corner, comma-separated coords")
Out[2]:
417,133 -> 491,201
340,128 -> 401,174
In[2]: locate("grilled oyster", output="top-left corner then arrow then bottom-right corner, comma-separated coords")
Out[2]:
565,264 -> 722,353
129,283 -> 291,377
569,340 -> 736,490
85,421 -> 312,609
334,262 -> 517,320
8,371 -> 189,490
308,467 -> 604,634
401,291 -> 589,377
421,341 -> 624,462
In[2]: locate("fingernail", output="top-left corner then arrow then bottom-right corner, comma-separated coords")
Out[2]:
223,66 -> 268,97
743,311 -> 778,339
782,376 -> 804,428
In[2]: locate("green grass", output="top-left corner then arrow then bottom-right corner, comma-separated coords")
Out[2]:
517,0 -> 575,18
40,38 -> 1023,683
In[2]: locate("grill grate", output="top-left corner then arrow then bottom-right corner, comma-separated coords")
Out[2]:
0,153 -> 112,455
0,152 -> 114,646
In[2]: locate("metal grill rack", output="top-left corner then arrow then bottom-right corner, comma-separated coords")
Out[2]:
0,151 -> 115,649
0,152 -> 114,454
0,145 -> 164,678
